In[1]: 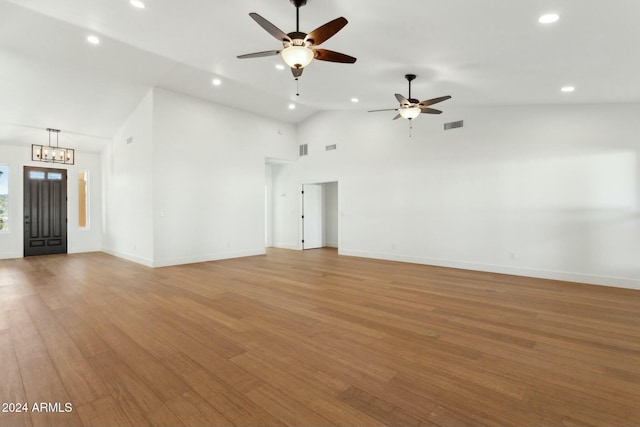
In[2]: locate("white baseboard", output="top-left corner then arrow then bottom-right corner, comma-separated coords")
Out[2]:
271,242 -> 301,250
68,247 -> 102,254
102,248 -> 154,267
339,249 -> 640,291
152,249 -> 266,268
0,251 -> 22,260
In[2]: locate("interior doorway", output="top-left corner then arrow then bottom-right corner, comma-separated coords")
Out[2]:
302,181 -> 338,250
23,166 -> 68,257
264,160 -> 339,251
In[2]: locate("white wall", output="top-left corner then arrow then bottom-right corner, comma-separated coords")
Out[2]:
0,144 -> 102,259
101,89 -> 154,266
270,162 -> 300,249
150,89 -> 297,267
100,88 -> 297,267
292,104 -> 640,289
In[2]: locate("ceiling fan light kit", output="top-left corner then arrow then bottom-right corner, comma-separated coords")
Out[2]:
280,44 -> 314,69
399,106 -> 421,120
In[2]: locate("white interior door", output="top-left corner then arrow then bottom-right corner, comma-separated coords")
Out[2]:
302,184 -> 323,249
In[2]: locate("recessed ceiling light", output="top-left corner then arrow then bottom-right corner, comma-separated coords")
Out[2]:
87,35 -> 100,45
539,13 -> 559,24
288,103 -> 296,110
130,0 -> 145,8
561,86 -> 575,93
212,78 -> 222,86
351,98 -> 359,103
275,64 -> 285,70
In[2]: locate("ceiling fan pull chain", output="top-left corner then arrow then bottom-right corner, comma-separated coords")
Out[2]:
296,78 -> 300,96
409,120 -> 413,138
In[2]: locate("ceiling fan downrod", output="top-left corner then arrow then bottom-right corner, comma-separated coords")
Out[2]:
291,0 -> 307,32
406,74 -> 417,103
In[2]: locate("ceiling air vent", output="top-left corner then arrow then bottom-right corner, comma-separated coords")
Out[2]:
299,144 -> 308,157
444,120 -> 464,130
325,144 -> 337,151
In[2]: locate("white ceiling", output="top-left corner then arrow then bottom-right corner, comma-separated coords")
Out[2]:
1,0 -> 639,153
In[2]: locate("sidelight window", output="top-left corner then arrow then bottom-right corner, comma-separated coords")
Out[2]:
0,165 -> 8,231
78,171 -> 89,229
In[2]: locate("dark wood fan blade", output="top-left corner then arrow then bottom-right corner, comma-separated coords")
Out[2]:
249,13 -> 290,42
237,50 -> 280,59
291,67 -> 303,78
395,94 -> 410,106
313,49 -> 357,63
368,108 -> 398,113
306,17 -> 348,46
421,107 -> 443,114
419,95 -> 452,107
393,113 -> 402,120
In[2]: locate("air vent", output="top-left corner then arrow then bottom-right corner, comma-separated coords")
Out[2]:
325,144 -> 337,151
299,144 -> 308,157
444,120 -> 464,130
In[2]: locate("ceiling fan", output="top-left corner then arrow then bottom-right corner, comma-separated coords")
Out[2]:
369,74 -> 451,121
237,0 -> 357,81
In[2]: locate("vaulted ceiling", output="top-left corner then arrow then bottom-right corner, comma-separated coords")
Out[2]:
1,0 -> 639,152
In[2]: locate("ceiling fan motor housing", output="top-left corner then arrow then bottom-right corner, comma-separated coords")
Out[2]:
286,32 -> 308,44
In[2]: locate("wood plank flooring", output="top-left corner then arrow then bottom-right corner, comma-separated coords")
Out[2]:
1,248 -> 639,426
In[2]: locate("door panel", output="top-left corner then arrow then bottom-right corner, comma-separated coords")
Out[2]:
24,167 -> 68,257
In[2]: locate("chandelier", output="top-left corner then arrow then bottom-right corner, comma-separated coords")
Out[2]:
32,128 -> 75,165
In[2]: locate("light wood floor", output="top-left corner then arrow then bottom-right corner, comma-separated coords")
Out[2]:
1,248 -> 640,426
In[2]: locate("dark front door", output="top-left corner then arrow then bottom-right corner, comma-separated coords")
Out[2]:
24,166 -> 68,257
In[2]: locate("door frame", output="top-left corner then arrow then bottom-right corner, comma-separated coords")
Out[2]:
23,166 -> 68,257
300,181 -> 339,251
